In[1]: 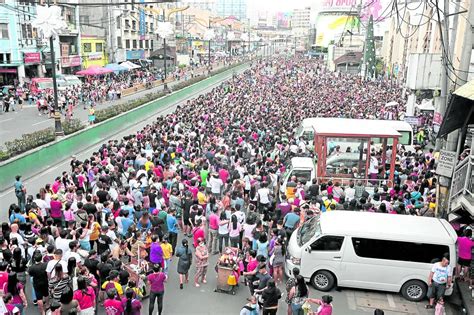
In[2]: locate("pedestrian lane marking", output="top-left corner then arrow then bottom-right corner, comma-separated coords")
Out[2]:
387,294 -> 396,308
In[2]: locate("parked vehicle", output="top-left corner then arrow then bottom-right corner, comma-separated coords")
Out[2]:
285,211 -> 457,302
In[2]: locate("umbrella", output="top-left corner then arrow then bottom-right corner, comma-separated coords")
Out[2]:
105,63 -> 129,72
120,61 -> 141,70
76,65 -> 113,76
385,101 -> 399,107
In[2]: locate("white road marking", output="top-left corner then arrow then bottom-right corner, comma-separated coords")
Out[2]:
386,294 -> 396,308
32,120 -> 51,126
0,118 -> 13,123
346,291 -> 357,310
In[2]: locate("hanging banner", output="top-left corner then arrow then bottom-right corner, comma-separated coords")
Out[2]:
139,0 -> 146,40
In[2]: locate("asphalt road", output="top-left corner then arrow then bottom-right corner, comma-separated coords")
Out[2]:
2,54 -> 458,315
17,244 -> 448,315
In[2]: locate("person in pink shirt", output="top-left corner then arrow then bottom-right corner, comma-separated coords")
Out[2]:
456,229 -> 473,282
49,195 -> 63,226
104,288 -> 124,315
219,167 -> 229,184
193,219 -> 206,248
208,207 -> 219,254
51,177 -> 61,194
73,277 -> 96,314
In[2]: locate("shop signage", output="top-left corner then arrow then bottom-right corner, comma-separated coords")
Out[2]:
24,52 -> 41,64
126,50 -> 145,60
61,55 -> 81,67
436,150 -> 457,177
88,52 -> 103,61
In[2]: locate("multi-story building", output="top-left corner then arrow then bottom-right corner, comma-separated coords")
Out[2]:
381,1 -> 442,83
0,0 -> 81,83
291,7 -> 311,32
215,0 -> 247,21
57,1 -> 81,74
81,36 -> 108,68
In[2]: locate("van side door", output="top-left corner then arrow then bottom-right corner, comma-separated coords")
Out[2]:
301,235 -> 345,279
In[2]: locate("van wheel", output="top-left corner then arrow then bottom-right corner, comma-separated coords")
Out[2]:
401,280 -> 427,302
311,270 -> 335,291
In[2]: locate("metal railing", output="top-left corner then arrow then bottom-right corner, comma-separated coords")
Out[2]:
318,176 -> 393,190
449,155 -> 474,203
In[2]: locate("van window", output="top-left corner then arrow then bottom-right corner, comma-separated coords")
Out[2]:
291,169 -> 312,184
298,217 -> 321,246
352,238 -> 449,263
310,236 -> 344,251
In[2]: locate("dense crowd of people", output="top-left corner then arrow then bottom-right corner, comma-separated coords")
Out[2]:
0,55 -> 238,120
4,56 -> 473,315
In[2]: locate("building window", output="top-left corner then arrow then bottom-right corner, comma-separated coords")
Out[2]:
133,40 -> 137,48
150,40 -> 153,50
83,43 -> 92,53
21,23 -> 33,39
0,53 -> 11,63
0,23 -> 8,39
125,39 -> 130,49
95,43 -> 103,52
145,40 -> 149,49
145,22 -> 148,33
132,20 -> 136,30
116,17 -> 121,29
79,15 -> 89,24
139,40 -> 143,49
117,36 -> 122,48
150,23 -> 154,33
125,20 -> 130,29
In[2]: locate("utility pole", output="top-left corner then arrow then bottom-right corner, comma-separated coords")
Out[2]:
208,19 -> 211,69
47,0 -> 63,136
162,8 -> 168,91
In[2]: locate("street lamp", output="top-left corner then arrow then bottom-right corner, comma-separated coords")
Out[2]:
157,12 -> 174,92
203,25 -> 215,70
32,2 -> 66,137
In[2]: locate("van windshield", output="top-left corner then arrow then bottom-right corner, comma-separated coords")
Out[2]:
298,217 -> 321,246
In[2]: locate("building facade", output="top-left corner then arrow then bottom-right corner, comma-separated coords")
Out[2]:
215,0 -> 247,21
0,0 -> 45,84
381,2 -> 442,83
81,36 -> 108,68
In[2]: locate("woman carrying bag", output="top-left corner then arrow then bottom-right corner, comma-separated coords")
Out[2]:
289,274 -> 309,315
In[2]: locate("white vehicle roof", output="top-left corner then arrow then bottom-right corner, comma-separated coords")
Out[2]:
290,157 -> 314,169
301,117 -> 412,133
310,118 -> 401,137
319,211 -> 457,245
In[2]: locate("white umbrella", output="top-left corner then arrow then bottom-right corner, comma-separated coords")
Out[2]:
385,101 -> 399,107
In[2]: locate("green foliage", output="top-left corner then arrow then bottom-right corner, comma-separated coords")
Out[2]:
4,128 -> 55,157
63,118 -> 85,135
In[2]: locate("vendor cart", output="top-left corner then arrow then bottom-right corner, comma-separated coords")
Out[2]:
124,258 -> 151,298
214,247 -> 240,295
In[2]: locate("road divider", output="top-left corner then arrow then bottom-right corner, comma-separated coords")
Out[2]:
0,61 -> 249,191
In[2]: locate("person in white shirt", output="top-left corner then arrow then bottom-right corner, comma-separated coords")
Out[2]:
209,173 -> 224,198
345,182 -> 356,202
33,194 -> 48,218
54,230 -> 72,255
63,240 -> 83,263
46,249 -> 68,278
257,182 -> 271,213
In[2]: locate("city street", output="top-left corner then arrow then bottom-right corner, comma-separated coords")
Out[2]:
0,0 -> 473,314
0,62 -> 230,147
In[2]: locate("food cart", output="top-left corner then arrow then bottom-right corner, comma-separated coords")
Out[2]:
214,247 -> 241,295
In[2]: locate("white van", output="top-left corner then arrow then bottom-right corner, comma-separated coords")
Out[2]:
285,211 -> 457,302
279,157 -> 316,198
296,118 -> 415,151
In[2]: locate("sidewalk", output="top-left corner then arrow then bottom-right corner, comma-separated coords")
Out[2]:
0,61 -> 233,147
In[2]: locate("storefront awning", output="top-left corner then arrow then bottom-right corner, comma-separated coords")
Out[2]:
437,79 -> 474,137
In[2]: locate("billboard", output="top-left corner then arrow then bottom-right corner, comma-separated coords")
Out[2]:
320,0 -> 358,12
315,13 -> 359,47
276,12 -> 292,29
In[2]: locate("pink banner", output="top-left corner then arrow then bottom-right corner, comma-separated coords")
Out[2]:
24,52 -> 41,64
